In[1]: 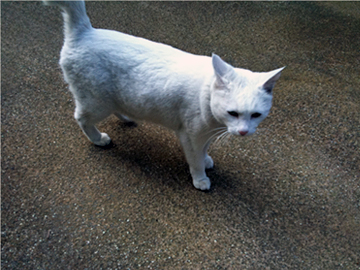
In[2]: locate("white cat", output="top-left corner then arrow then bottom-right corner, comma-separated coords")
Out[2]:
44,1 -> 284,190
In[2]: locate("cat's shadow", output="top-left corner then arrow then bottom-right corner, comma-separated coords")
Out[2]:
88,120 -> 279,219
91,121 -> 240,193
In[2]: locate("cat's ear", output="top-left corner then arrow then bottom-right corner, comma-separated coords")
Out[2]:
212,53 -> 234,87
260,67 -> 285,94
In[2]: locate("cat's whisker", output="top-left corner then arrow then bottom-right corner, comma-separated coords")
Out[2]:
221,132 -> 231,145
204,129 -> 226,146
215,130 -> 233,147
218,132 -> 228,145
222,132 -> 232,145
203,127 -> 228,146
204,127 -> 227,136
214,130 -> 229,146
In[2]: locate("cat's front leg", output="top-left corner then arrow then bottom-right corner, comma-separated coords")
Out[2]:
177,131 -> 211,190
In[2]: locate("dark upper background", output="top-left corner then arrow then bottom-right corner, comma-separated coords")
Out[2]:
2,1 -> 359,269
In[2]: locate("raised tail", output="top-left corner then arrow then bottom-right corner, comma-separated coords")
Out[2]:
43,1 -> 92,38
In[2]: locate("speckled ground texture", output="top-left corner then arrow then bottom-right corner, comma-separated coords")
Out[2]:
2,1 -> 360,269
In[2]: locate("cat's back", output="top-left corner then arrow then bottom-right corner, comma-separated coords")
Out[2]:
62,26 -> 185,63
61,26 -> 212,83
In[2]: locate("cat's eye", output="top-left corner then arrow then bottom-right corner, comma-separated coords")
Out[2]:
227,111 -> 239,117
251,113 -> 262,118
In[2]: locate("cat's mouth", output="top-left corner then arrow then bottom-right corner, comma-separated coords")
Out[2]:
228,128 -> 251,137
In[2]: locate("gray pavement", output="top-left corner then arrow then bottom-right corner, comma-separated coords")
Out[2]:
2,2 -> 360,269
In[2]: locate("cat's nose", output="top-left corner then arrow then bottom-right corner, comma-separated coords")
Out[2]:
239,131 -> 248,136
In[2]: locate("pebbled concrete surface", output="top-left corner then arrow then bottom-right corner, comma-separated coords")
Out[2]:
2,1 -> 360,269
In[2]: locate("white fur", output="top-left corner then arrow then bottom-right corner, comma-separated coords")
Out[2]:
44,1 -> 284,190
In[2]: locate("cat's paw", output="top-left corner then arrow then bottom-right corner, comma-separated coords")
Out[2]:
94,133 -> 111,146
205,155 -> 214,170
193,177 -> 211,191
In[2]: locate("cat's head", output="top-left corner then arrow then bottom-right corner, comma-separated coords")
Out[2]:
210,54 -> 284,136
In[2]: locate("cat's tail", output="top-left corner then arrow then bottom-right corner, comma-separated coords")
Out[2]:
43,1 -> 92,39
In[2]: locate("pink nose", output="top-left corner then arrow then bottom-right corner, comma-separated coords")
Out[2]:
239,131 -> 248,136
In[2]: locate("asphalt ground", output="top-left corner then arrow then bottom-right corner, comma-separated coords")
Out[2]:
2,1 -> 360,269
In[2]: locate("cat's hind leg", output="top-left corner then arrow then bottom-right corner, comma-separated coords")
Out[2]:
74,104 -> 112,146
204,155 -> 214,170
114,112 -> 137,127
